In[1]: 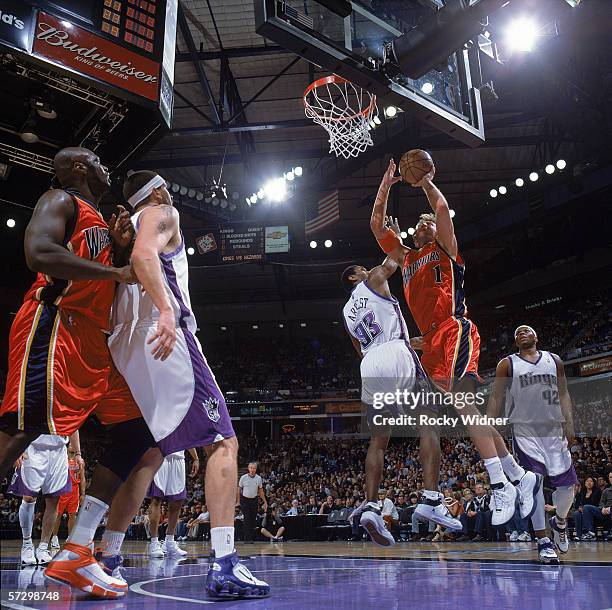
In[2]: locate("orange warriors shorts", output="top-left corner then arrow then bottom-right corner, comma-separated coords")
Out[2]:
420,316 -> 481,393
58,487 -> 80,515
0,299 -> 141,436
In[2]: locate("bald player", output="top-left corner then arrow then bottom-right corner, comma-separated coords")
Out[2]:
0,147 -> 134,475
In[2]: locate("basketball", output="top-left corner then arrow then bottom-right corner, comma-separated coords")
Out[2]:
399,149 -> 435,185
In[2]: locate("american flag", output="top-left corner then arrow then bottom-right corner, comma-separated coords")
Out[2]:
304,190 -> 339,235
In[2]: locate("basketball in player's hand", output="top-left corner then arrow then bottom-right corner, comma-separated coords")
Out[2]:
399,150 -> 435,185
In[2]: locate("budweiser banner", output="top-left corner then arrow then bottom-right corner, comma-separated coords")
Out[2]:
33,12 -> 159,101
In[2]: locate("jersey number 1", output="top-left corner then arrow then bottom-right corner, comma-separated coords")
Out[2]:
433,264 -> 443,284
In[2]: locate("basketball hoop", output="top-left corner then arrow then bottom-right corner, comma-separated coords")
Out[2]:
304,75 -> 377,159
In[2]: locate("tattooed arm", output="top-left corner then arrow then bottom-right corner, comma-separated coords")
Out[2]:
131,205 -> 180,360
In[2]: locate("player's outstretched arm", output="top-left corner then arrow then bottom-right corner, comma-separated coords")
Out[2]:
486,358 -> 511,418
371,159 -> 410,265
25,190 -> 134,283
552,354 -> 575,444
419,178 -> 458,260
131,204 -> 180,360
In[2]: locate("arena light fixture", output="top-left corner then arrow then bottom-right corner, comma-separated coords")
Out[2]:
309,240 -> 317,248
407,227 -> 415,236
300,322 -> 307,327
179,185 -> 188,196
294,166 -> 303,177
229,203 -> 237,211
264,177 -> 287,202
498,186 -> 507,195
505,18 -> 538,53
400,231 -> 408,239
286,170 -> 295,181
252,325 -> 259,330
6,218 -> 16,228
529,171 -> 539,182
212,197 -> 220,206
187,188 -> 196,198
449,209 -> 456,218
556,159 -> 567,170
278,323 -> 284,328
187,247 -> 195,255
421,82 -> 434,95
249,194 -> 257,204
257,189 -> 265,199
373,115 -> 381,125
545,164 -> 555,175
220,326 -> 227,331
220,200 -> 228,209
384,106 -> 397,118
245,197 -> 251,205
324,239 -> 332,248
171,183 -> 180,193
515,178 -> 524,187
195,192 -> 204,201
490,189 -> 498,198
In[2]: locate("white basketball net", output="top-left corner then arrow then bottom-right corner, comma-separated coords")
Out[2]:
304,78 -> 377,159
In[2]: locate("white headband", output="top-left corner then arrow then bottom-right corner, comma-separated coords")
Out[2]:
514,325 -> 536,338
128,174 -> 165,207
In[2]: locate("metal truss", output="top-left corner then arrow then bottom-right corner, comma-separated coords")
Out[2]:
0,142 -> 54,174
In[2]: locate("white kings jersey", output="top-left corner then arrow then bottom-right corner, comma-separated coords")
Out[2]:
111,208 -> 197,333
342,281 -> 409,355
506,351 -> 565,427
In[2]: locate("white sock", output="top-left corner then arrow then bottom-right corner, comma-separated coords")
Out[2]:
19,500 -> 35,541
100,529 -> 125,557
484,457 -> 507,486
67,495 -> 108,547
422,489 -> 441,501
211,527 -> 234,559
38,541 -> 48,550
500,453 -> 526,483
151,536 -> 159,545
165,534 -> 174,543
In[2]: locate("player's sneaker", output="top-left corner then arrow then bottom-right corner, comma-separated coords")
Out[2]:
162,539 -> 187,557
97,554 -> 127,585
149,540 -> 165,558
509,531 -> 519,542
36,545 -> 54,565
44,542 -> 128,598
580,531 -> 596,541
21,541 -> 37,565
517,531 -> 532,542
205,551 -> 270,598
51,535 -> 61,554
549,517 -> 569,553
414,497 -> 463,532
537,537 -> 559,564
516,471 -> 542,520
360,506 -> 396,547
491,481 -> 517,525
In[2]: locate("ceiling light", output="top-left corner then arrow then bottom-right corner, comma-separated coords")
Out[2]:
264,177 -> 287,202
20,115 -> 38,144
421,82 -> 434,94
324,239 -> 332,248
373,116 -> 381,125
505,18 -> 538,52
545,164 -> 555,174
300,323 -> 306,327
249,194 -> 257,204
286,170 -> 295,181
212,197 -> 220,206
179,186 -> 188,195
498,186 -> 507,195
252,325 -> 259,330
449,209 -> 456,218
171,183 -> 180,193
257,189 -> 264,199
309,240 -> 317,248
407,227 -> 415,235
7,218 -> 16,228
529,171 -> 539,182
490,189 -> 498,198
515,178 -> 524,187
187,188 -> 196,198
220,200 -> 228,209
369,120 -> 376,128
229,203 -> 236,211
187,247 -> 195,255
384,106 -> 397,118
220,326 -> 227,331
400,231 -> 407,239
294,166 -> 303,177
556,159 -> 566,170
196,192 -> 204,201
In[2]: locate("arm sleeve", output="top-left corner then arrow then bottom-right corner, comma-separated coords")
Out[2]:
376,228 -> 401,254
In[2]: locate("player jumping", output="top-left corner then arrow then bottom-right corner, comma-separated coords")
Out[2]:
370,159 -> 538,527
487,325 -> 578,563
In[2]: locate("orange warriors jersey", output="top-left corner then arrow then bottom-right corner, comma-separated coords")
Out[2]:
402,241 -> 480,391
24,191 -> 115,330
68,457 -> 81,487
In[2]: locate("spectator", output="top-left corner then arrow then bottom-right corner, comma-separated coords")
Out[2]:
261,506 -> 285,542
471,483 -> 492,542
319,496 -> 334,515
574,472 -> 612,540
285,499 -> 301,516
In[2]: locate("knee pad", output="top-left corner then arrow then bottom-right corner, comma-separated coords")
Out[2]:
99,418 -> 157,481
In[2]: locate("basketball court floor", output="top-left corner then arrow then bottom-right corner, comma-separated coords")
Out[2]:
1,540 -> 610,609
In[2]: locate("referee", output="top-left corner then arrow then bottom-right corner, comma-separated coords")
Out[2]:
237,462 -> 267,542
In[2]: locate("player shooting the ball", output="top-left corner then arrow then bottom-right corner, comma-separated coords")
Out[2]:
369,155 -> 539,529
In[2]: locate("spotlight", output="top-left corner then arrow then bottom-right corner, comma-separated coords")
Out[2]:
187,247 -> 195,255
187,188 -> 196,198
204,194 -> 212,203
300,323 -> 306,328
498,186 -> 507,195
384,106 -> 397,118
278,323 -> 284,328
286,170 -> 295,181
34,99 -> 57,120
171,183 -> 180,193
245,197 -> 251,205
220,200 -> 228,209
400,231 -> 408,239
220,326 -> 227,331
407,227 -> 415,236
449,209 -> 456,218
490,189 -> 498,198
257,189 -> 264,199
529,172 -> 539,182
373,116 -> 381,125
309,240 -> 317,248
20,115 -> 39,144
515,178 -> 524,187
249,194 -> 257,204
7,218 -> 16,228
556,159 -> 566,170
505,18 -> 538,53
369,120 -> 376,128
421,82 -> 434,95
324,239 -> 332,248
212,197 -> 220,206
252,325 -> 259,330
179,186 -> 188,195
545,164 -> 555,175
294,166 -> 303,177
196,192 -> 204,201
264,177 -> 287,202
